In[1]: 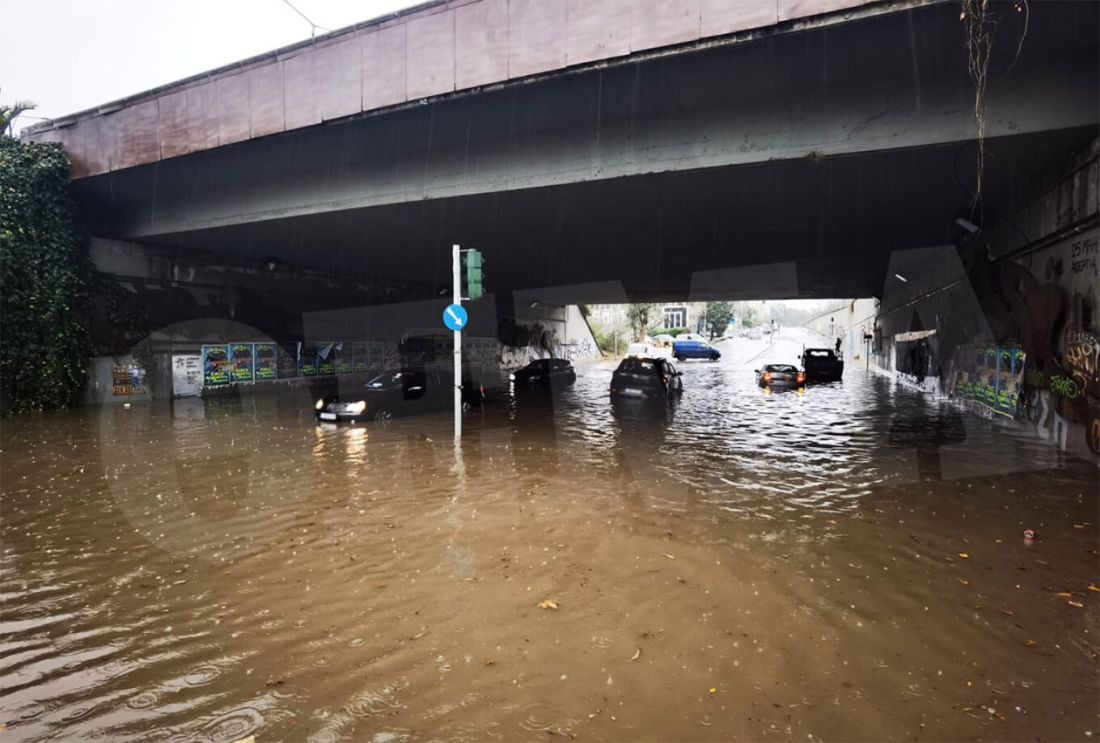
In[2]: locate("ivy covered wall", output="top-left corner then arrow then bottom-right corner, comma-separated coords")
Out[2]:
0,135 -> 91,414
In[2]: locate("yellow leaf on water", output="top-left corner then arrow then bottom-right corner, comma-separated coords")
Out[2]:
628,648 -> 641,662
1088,584 -> 1100,593
959,552 -> 970,559
1056,592 -> 1073,598
1023,639 -> 1037,647
1068,600 -> 1085,608
538,599 -> 559,610
958,578 -> 970,586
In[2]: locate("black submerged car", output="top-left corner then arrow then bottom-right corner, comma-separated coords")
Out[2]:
315,368 -> 484,423
610,357 -> 683,400
801,348 -> 844,382
510,358 -> 577,391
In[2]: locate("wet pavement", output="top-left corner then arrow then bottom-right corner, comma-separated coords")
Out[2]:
2,329 -> 1098,742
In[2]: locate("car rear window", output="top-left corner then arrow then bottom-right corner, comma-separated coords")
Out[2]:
618,359 -> 656,373
766,364 -> 798,373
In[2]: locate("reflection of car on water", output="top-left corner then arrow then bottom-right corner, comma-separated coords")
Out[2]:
315,368 -> 483,423
510,358 -> 577,391
755,363 -> 805,389
610,357 -> 682,400
801,348 -> 844,382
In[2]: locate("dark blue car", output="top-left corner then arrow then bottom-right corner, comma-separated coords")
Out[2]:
672,337 -> 721,361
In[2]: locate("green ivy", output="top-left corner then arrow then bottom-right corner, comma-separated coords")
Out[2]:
0,135 -> 91,414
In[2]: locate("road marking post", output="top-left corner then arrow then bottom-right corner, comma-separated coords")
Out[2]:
453,243 -> 462,441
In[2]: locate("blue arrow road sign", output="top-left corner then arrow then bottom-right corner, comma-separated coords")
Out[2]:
443,304 -> 468,331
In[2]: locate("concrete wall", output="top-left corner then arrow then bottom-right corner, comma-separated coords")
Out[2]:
24,0 -> 886,178
870,138 -> 1100,460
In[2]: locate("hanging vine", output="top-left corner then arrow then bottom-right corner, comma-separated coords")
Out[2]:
960,0 -> 996,210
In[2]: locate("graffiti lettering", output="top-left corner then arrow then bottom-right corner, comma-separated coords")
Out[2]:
1024,368 -> 1047,388
1064,330 -> 1100,395
1049,374 -> 1081,400
1089,414 -> 1100,456
1070,236 -> 1099,275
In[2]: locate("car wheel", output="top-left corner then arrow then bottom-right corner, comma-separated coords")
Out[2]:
374,409 -> 392,422
711,353 -> 719,361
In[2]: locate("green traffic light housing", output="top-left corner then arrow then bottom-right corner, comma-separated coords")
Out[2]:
464,249 -> 484,300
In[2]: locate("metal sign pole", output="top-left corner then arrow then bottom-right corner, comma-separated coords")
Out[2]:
453,243 -> 462,441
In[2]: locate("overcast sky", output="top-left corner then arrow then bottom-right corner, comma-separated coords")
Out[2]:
1,0 -> 421,132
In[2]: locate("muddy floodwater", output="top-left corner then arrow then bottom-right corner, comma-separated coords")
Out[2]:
2,345 -> 1098,741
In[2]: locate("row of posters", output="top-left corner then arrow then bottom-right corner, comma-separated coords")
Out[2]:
202,342 -> 385,387
952,345 -> 1026,418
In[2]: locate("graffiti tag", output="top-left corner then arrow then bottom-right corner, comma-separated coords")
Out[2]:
1070,235 -> 1098,275
1064,330 -> 1099,396
1049,374 -> 1081,400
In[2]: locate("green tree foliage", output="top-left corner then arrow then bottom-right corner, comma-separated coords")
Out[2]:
0,134 -> 91,413
0,98 -> 36,136
703,301 -> 733,340
626,303 -> 660,342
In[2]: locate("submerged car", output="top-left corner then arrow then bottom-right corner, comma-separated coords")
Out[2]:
610,357 -> 683,400
511,358 -> 577,391
802,348 -> 844,382
315,368 -> 483,423
755,364 -> 805,388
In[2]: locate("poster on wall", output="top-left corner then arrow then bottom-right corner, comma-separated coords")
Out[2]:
297,342 -> 318,377
333,342 -> 353,374
352,342 -> 370,373
953,345 -> 1026,418
229,343 -> 255,383
368,341 -> 384,374
317,342 -> 336,375
277,343 -> 298,379
202,345 -> 231,386
113,361 -> 145,395
171,354 -> 202,397
254,342 -> 277,381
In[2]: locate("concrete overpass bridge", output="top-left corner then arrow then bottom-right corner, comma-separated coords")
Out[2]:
25,0 -> 1099,305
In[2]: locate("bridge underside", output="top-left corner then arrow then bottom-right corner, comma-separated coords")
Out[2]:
70,0 -> 1097,305
129,127 -> 1093,303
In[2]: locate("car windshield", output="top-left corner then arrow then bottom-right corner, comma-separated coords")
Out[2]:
617,359 -> 657,373
366,370 -> 419,388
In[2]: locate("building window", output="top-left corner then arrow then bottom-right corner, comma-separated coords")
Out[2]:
664,307 -> 686,328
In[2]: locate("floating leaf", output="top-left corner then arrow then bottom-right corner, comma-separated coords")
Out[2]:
538,599 -> 559,610
1088,585 -> 1100,593
628,648 -> 641,662
1022,639 -> 1037,647
1068,600 -> 1085,608
1055,592 -> 1073,598
958,552 -> 970,559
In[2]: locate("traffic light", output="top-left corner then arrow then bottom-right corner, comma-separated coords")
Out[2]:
464,249 -> 484,300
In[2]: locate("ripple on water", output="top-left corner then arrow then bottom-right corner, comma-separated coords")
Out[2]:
518,702 -> 577,736
345,683 -> 405,718
199,706 -> 264,743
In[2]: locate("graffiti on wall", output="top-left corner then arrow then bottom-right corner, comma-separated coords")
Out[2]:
994,224 -> 1100,455
953,346 -> 1026,418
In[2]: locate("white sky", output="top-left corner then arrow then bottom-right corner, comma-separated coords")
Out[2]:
0,0 -> 422,132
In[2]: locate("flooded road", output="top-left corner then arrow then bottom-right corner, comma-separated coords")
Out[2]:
2,330 -> 1098,742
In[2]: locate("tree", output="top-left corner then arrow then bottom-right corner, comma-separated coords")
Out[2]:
0,97 -> 36,136
626,303 -> 660,342
1,115 -> 92,413
703,301 -> 733,340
